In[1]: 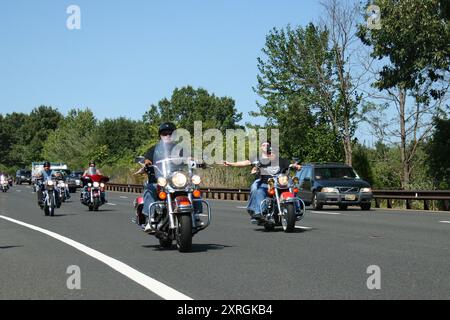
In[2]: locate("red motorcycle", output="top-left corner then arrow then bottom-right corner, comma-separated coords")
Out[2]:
81,174 -> 109,211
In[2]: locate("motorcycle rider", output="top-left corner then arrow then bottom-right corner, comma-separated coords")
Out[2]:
136,122 -> 203,233
224,141 -> 301,222
0,172 -> 9,191
36,161 -> 61,209
55,171 -> 71,200
81,160 -> 106,204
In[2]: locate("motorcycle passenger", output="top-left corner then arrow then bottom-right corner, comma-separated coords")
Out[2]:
36,161 -> 61,209
224,141 -> 301,222
136,122 -> 203,233
81,161 -> 106,204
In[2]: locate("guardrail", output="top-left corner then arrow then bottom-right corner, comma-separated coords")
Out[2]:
105,184 -> 450,211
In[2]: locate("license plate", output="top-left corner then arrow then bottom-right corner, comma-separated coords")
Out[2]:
345,194 -> 356,201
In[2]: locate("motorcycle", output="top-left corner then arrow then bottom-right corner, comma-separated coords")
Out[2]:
253,162 -> 306,232
39,179 -> 60,216
133,156 -> 211,252
1,176 -> 9,192
80,174 -> 109,211
57,179 -> 70,202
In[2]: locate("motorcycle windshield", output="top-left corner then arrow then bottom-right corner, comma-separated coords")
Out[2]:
153,141 -> 191,178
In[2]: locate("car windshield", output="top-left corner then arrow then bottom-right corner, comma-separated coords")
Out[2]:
314,167 -> 358,180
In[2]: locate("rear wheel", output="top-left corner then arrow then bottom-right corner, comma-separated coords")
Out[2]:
281,203 -> 296,233
176,214 -> 193,253
361,203 -> 371,210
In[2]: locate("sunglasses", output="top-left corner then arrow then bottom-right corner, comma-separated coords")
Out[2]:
160,131 -> 173,137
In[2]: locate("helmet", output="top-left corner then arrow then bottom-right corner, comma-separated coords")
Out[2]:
158,122 -> 176,135
89,160 -> 96,166
43,161 -> 51,168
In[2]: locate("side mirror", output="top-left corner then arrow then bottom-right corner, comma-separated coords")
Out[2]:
135,156 -> 145,164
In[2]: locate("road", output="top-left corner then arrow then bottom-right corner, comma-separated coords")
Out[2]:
1,184 -> 449,300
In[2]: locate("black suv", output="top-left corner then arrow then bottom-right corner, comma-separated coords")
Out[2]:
66,170 -> 84,193
15,169 -> 32,185
295,163 -> 373,210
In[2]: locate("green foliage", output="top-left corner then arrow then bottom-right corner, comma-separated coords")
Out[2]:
143,86 -> 243,136
358,0 -> 450,97
352,144 -> 375,185
426,117 -> 450,189
253,23 -> 354,163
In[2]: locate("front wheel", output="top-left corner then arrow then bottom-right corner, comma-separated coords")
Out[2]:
361,203 -> 371,210
48,193 -> 55,217
176,214 -> 193,253
311,192 -> 323,210
281,203 -> 296,233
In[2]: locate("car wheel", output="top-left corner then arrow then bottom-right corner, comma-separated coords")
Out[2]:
361,203 -> 371,211
339,204 -> 348,210
311,192 -> 323,210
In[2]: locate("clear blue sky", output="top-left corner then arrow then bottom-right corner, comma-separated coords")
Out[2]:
0,0 -> 324,126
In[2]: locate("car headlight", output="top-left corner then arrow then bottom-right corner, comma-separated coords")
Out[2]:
93,182 -> 100,188
322,187 -> 339,193
277,175 -> 289,187
171,172 -> 188,188
361,188 -> 372,193
157,177 -> 167,187
191,175 -> 201,185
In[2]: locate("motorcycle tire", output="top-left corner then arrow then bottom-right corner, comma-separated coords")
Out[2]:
176,214 -> 193,253
48,193 -> 55,217
282,203 -> 296,233
44,205 -> 50,216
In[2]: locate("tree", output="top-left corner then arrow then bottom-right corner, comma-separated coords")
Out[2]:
143,86 -> 243,136
358,0 -> 450,189
427,117 -> 450,189
42,109 -> 97,169
254,23 -> 347,162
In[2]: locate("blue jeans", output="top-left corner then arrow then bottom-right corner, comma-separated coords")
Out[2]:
247,180 -> 268,215
142,183 -> 202,217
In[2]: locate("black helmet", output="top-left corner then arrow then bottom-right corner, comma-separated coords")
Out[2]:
158,122 -> 176,135
43,161 -> 51,168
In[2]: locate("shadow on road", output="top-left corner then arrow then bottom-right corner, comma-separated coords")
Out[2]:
253,227 -> 314,233
0,245 -> 23,249
142,243 -> 232,253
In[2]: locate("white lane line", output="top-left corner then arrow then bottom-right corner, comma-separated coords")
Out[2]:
16,190 -> 22,192
0,215 -> 192,300
440,221 -> 450,224
120,196 -> 128,199
310,211 -> 341,215
106,203 -> 117,206
295,226 -> 313,230
236,206 -> 247,209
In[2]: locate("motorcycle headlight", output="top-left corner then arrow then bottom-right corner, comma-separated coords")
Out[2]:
322,187 -> 339,193
100,183 -> 105,188
88,183 -> 92,187
191,175 -> 201,185
157,177 -> 167,187
93,182 -> 100,188
171,172 -> 188,188
47,181 -> 54,186
361,188 -> 372,193
277,175 -> 289,187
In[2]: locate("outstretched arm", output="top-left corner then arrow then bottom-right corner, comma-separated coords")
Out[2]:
223,160 -> 252,167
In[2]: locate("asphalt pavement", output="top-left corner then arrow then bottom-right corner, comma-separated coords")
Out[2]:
1,184 -> 449,300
